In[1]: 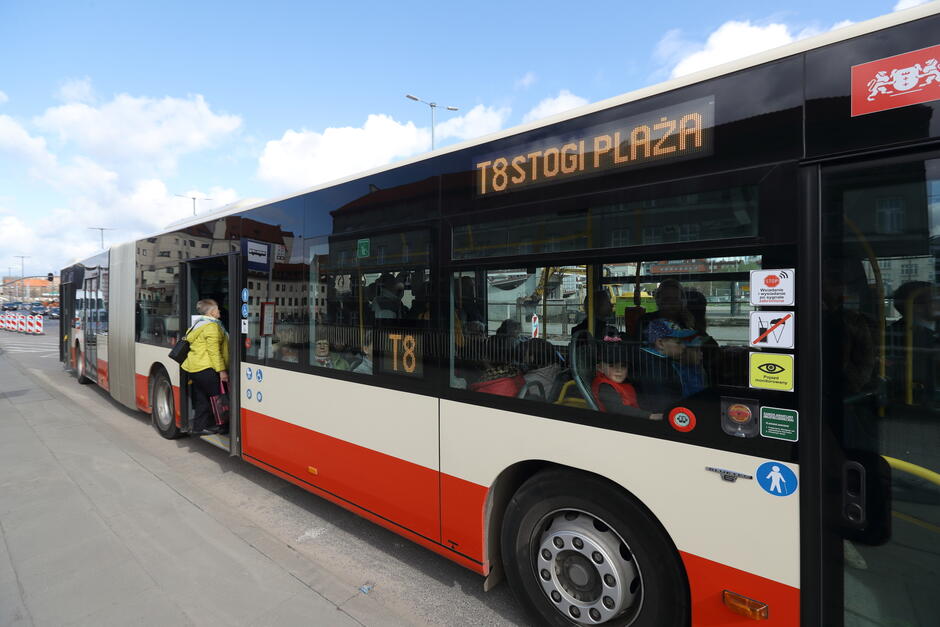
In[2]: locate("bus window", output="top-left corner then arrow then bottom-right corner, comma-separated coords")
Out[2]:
308,230 -> 432,378
452,256 -> 759,418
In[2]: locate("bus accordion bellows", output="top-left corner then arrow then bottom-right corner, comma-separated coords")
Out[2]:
60,5 -> 940,626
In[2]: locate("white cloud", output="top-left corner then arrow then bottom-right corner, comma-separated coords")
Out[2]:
257,114 -> 429,191
660,17 -> 858,80
522,90 -> 589,124
56,76 -> 95,103
667,21 -> 795,78
515,72 -> 537,89
436,104 -> 510,141
34,89 -> 242,177
894,0 -> 929,10
0,96 -> 242,270
0,91 -> 8,105
258,105 -> 510,192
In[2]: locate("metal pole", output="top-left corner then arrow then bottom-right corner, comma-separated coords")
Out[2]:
15,256 -> 28,301
430,103 -> 436,150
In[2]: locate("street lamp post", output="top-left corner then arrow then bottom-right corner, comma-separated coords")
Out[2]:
405,94 -> 459,151
88,227 -> 116,250
176,194 -> 213,216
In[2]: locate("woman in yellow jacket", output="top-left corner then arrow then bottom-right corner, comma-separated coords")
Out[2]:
181,299 -> 229,435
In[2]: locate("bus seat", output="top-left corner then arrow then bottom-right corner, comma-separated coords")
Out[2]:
553,380 -> 589,409
569,331 -> 599,411
517,379 -> 546,400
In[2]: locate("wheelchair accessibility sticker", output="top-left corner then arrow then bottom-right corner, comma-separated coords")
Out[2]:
255,369 -> 263,383
756,461 -> 798,497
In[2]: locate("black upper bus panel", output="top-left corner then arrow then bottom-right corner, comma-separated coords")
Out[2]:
805,12 -> 940,159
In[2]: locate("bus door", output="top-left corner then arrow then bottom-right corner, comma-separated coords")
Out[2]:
82,274 -> 99,381
179,253 -> 241,455
819,153 -> 940,627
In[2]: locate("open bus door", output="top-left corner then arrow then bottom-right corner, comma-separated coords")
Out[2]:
818,152 -> 940,626
178,253 -> 241,456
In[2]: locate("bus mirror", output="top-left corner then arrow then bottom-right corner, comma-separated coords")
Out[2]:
47,273 -> 54,282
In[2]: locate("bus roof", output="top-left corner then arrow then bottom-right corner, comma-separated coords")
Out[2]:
161,2 -> 939,235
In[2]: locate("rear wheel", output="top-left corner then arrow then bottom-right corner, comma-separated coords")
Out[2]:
151,370 -> 180,439
75,345 -> 91,384
501,470 -> 689,627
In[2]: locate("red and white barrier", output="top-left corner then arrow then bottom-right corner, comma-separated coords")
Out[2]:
17,314 -> 26,333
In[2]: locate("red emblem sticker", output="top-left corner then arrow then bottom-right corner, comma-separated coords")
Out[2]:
851,44 -> 940,116
244,337 -> 252,349
668,407 -> 696,432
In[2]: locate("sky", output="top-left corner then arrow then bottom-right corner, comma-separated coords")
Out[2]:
0,0 -> 934,276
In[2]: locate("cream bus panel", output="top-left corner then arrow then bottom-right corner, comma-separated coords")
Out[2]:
135,342 -> 181,387
241,366 -> 439,472
440,400 -> 799,589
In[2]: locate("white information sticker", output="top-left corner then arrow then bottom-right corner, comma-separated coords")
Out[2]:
241,318 -> 248,334
750,268 -> 795,306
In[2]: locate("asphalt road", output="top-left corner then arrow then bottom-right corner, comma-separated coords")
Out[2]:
0,321 -> 530,626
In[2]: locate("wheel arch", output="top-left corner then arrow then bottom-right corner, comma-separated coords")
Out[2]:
483,459 -> 689,604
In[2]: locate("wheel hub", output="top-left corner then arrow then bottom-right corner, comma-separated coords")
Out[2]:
536,511 -> 641,625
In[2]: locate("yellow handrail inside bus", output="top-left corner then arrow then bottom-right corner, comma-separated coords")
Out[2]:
882,455 -> 940,488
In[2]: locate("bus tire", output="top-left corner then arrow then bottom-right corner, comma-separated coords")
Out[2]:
151,370 -> 180,439
75,346 -> 91,384
501,470 -> 689,627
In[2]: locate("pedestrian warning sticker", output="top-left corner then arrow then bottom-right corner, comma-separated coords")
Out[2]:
750,268 -> 795,306
760,407 -> 799,442
749,353 -> 794,391
756,461 -> 798,496
750,311 -> 795,349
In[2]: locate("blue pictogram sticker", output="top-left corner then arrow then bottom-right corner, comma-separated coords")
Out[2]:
256,391 -> 263,402
241,303 -> 249,318
756,461 -> 798,497
246,367 -> 253,380
241,288 -> 249,303
246,389 -> 252,400
256,369 -> 263,383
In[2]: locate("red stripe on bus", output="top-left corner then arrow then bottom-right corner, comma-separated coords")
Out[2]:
441,473 -> 488,563
135,374 -> 150,411
241,408 -> 441,544
97,359 -> 109,391
242,453 -> 487,575
681,551 -> 799,625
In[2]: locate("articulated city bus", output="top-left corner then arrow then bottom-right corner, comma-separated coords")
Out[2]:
60,5 -> 940,625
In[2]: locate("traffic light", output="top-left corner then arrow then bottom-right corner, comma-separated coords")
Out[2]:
47,273 -> 54,282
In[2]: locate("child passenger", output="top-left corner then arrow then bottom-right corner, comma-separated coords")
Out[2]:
592,336 -> 640,414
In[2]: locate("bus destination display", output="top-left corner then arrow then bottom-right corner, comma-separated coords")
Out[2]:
475,97 -> 714,196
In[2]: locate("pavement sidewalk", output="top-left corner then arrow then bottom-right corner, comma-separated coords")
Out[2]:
0,349 -> 398,627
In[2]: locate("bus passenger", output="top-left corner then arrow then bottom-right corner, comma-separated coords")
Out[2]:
572,290 -> 617,339
470,335 -> 525,397
592,337 -> 640,413
352,331 -> 373,374
520,338 -> 563,401
181,298 -> 230,435
312,338 -> 350,370
634,319 -> 703,412
372,273 -> 408,319
638,278 -> 694,341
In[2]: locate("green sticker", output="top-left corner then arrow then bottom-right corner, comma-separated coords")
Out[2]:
760,407 -> 798,442
357,238 -> 370,258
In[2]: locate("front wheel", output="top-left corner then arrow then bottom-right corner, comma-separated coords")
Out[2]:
501,470 -> 689,627
151,370 -> 180,439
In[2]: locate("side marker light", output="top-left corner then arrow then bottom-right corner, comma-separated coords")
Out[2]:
722,590 -> 769,620
307,466 -> 318,476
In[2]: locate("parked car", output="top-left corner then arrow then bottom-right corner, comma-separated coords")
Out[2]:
47,307 -> 60,319
2,301 -> 22,311
30,305 -> 47,316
